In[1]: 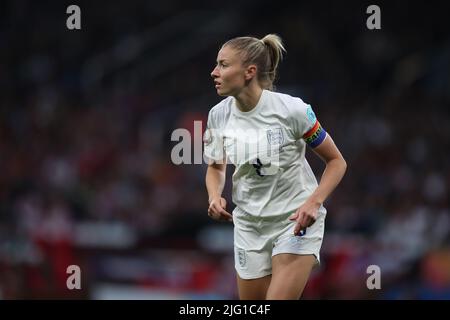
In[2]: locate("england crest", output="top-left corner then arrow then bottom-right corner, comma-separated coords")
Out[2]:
237,248 -> 247,268
266,128 -> 284,146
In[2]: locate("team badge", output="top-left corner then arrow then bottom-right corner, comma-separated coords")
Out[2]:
266,128 -> 284,146
237,248 -> 247,268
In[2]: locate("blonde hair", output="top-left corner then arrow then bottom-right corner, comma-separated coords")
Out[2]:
222,34 -> 286,90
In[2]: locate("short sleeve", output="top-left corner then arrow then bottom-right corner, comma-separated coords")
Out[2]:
203,110 -> 225,162
291,98 -> 327,148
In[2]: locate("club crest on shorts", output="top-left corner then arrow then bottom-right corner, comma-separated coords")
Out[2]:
237,248 -> 247,268
266,128 -> 284,146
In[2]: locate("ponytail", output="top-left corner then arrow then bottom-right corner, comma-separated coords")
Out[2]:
260,34 -> 285,90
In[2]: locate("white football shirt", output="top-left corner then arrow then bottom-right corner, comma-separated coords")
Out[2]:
204,89 -> 327,217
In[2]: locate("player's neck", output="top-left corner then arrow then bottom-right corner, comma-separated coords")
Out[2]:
234,86 -> 263,113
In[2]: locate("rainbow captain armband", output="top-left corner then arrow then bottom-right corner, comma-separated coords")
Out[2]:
303,120 -> 327,148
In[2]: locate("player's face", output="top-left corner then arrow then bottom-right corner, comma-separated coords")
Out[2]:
211,46 -> 247,96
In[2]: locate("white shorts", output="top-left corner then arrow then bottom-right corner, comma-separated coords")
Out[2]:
233,206 -> 326,280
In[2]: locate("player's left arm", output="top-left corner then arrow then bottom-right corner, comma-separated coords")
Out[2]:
290,133 -> 347,235
309,133 -> 347,204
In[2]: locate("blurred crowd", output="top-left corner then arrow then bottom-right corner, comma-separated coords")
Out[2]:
0,1 -> 449,299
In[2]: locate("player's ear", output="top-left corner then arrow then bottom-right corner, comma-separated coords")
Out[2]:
244,64 -> 257,81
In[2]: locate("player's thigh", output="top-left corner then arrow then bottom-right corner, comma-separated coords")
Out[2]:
237,274 -> 272,300
266,253 -> 316,300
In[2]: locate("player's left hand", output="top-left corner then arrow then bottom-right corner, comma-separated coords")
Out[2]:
289,199 -> 321,236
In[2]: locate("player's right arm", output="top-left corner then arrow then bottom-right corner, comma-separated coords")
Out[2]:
206,161 -> 232,222
204,106 -> 232,222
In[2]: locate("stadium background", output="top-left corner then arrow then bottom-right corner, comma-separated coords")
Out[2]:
1,0 -> 449,299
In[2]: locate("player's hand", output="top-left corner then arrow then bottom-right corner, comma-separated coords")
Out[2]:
289,199 -> 320,235
208,196 -> 233,222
